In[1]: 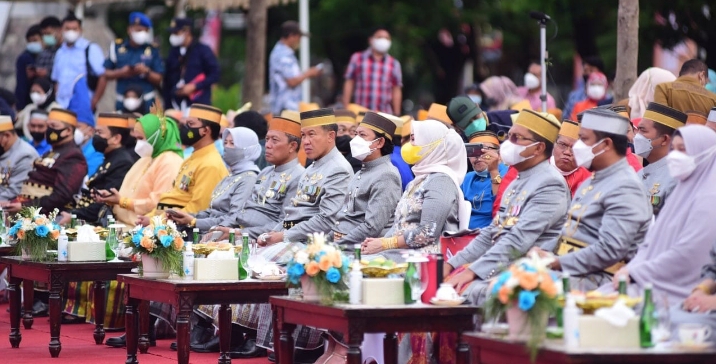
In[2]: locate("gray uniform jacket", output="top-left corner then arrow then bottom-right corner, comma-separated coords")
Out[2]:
275,147 -> 353,241
223,159 -> 305,239
333,155 -> 401,246
637,157 -> 676,216
448,160 -> 570,280
0,139 -> 39,201
544,158 -> 653,289
194,170 -> 258,232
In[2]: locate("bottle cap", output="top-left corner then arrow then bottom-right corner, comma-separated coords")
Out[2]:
71,214 -> 77,218
242,232 -> 249,237
193,228 -> 199,232
354,244 -> 361,249
562,271 -> 570,278
644,282 -> 653,289
185,241 -> 192,249
229,229 -> 235,233
619,275 -> 627,281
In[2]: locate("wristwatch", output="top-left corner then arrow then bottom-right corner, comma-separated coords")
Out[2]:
491,175 -> 502,185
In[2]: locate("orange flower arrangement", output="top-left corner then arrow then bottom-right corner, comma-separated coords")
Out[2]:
306,261 -> 321,276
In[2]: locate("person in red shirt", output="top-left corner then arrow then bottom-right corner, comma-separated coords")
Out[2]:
551,119 -> 592,196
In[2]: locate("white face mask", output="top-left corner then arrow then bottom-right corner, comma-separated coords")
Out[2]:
30,92 -> 48,105
169,34 -> 185,47
134,139 -> 153,158
586,84 -> 606,100
349,136 -> 379,161
499,140 -> 537,166
74,128 -> 85,146
372,38 -> 391,53
633,133 -> 654,158
63,30 -> 80,44
468,94 -> 482,105
524,73 -> 540,90
550,155 -> 578,176
666,146 -> 716,181
123,97 -> 142,111
572,139 -> 605,169
130,30 -> 150,45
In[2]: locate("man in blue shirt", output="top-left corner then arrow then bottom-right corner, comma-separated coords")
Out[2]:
68,75 -> 103,177
104,12 -> 164,111
51,13 -> 107,111
461,131 -> 508,229
268,21 -> 322,115
163,18 -> 220,110
15,25 -> 44,110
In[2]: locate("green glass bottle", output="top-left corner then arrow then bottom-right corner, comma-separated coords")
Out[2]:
192,228 -> 199,244
0,207 -> 7,244
70,214 -> 77,229
239,233 -> 250,280
640,283 -> 655,348
228,229 -> 235,245
354,244 -> 361,262
105,226 -> 117,261
557,272 -> 571,328
618,275 -> 628,295
404,261 -> 417,304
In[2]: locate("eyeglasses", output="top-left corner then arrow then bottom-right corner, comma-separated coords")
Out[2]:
555,141 -> 573,151
506,133 -> 537,144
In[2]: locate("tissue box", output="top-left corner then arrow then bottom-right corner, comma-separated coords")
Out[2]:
68,241 -> 106,261
362,278 -> 404,305
194,258 -> 239,280
578,315 -> 639,348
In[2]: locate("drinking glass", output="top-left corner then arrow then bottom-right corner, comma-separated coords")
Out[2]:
107,224 -> 123,263
410,263 -> 429,304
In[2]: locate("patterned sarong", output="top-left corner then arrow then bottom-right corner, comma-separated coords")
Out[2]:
63,281 -> 126,329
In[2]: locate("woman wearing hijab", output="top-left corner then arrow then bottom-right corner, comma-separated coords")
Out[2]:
599,125 -> 716,308
628,67 -> 677,120
16,77 -> 60,142
571,71 -> 610,120
168,127 -> 261,231
361,119 -> 466,263
94,112 -> 184,226
479,76 -> 527,111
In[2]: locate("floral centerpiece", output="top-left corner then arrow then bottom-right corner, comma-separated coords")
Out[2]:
9,207 -> 61,261
285,232 -> 350,304
123,216 -> 185,278
485,252 -> 559,359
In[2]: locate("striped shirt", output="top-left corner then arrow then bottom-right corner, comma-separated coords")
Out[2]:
344,49 -> 402,114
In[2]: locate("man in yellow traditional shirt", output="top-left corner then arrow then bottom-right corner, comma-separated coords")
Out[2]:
136,103 -> 228,225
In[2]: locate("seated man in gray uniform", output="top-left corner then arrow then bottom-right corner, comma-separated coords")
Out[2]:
533,108 -> 652,290
332,111 -> 402,247
443,110 -> 570,307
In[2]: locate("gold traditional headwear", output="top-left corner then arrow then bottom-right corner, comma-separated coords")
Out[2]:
189,104 -> 222,124
558,119 -> 580,140
513,109 -> 561,142
48,108 -> 78,127
300,108 -> 336,128
97,113 -> 129,128
643,102 -> 687,130
0,116 -> 13,132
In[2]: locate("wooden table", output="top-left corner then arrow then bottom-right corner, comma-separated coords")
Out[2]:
465,332 -> 716,363
0,256 -> 137,357
119,274 -> 288,364
270,296 -> 478,364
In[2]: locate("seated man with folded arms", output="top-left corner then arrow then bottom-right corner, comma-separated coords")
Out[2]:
443,110 -> 570,306
532,109 -> 652,290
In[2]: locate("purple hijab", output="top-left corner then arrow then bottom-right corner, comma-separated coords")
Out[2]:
627,125 -> 716,305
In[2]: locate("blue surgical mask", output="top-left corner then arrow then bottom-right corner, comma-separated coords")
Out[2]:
468,94 -> 482,105
464,116 -> 487,137
26,42 -> 43,54
42,34 -> 57,47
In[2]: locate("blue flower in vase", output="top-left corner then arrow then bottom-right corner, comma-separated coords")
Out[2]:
314,251 -> 326,262
326,267 -> 341,283
341,256 -> 350,273
287,263 -> 305,284
132,231 -> 143,245
9,224 -> 19,237
519,262 -> 537,273
160,234 -> 173,247
518,290 -> 540,311
491,271 -> 512,295
35,225 -> 50,237
154,225 -> 166,235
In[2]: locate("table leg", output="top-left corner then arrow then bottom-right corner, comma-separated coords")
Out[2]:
93,281 -> 106,344
383,332 -> 398,364
138,300 -> 150,354
218,304 -> 231,364
346,329 -> 363,364
275,306 -> 296,364
176,295 -> 195,364
456,332 -> 469,364
9,276 -> 22,348
48,274 -> 63,357
125,296 -> 140,364
22,279 -> 33,329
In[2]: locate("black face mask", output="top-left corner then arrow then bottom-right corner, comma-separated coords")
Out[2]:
30,131 -> 45,143
126,135 -> 137,150
92,134 -> 109,153
582,74 -> 590,84
179,124 -> 203,146
627,142 -> 635,154
46,127 -> 66,145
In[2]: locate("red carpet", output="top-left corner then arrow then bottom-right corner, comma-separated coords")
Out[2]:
0,302 -> 270,364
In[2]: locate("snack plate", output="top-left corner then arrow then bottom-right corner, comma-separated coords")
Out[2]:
672,342 -> 713,350
430,297 -> 466,306
481,322 -> 509,335
360,264 -> 408,278
256,274 -> 287,281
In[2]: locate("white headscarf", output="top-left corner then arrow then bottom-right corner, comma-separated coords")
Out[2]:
410,120 -> 468,190
222,127 -> 261,174
628,67 -> 676,120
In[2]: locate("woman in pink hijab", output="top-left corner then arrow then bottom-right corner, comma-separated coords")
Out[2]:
479,76 -> 526,111
570,71 -> 609,120
628,67 -> 677,120
599,124 -> 716,307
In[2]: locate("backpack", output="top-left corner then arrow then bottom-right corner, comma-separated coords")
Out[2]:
85,44 -> 99,91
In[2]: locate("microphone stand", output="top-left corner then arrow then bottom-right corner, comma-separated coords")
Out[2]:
538,17 -> 548,113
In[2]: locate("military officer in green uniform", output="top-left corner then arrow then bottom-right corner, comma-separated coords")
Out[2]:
58,113 -> 135,225
104,12 -> 164,111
